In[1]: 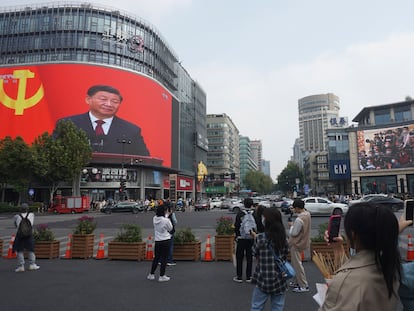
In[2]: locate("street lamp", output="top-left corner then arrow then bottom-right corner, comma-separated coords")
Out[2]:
117,138 -> 131,201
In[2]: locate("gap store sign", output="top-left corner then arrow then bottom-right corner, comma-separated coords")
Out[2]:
329,160 -> 351,180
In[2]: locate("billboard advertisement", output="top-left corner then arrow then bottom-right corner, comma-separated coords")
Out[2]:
357,124 -> 414,170
0,63 -> 178,168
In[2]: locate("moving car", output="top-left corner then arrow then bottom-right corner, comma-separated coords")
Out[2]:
194,199 -> 210,211
302,197 -> 348,216
210,198 -> 223,209
229,199 -> 244,213
349,194 -> 403,211
101,201 -> 144,214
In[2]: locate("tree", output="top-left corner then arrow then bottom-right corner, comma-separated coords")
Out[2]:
243,171 -> 274,194
277,161 -> 303,193
0,136 -> 32,203
32,120 -> 92,203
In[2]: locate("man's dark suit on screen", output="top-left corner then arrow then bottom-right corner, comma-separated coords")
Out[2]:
57,113 -> 150,156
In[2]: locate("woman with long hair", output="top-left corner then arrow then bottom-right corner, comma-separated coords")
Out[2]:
251,208 -> 288,311
320,202 -> 401,310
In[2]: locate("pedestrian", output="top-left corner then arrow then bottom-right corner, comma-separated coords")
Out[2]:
253,203 -> 265,234
13,203 -> 40,272
167,203 -> 177,266
288,198 -> 311,292
147,202 -> 173,282
319,202 -> 402,310
233,197 -> 257,283
250,208 -> 288,311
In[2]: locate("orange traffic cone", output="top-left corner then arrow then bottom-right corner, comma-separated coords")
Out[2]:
145,235 -> 154,260
4,234 -> 17,259
203,234 -> 213,261
95,234 -> 106,259
407,234 -> 414,261
62,234 -> 72,259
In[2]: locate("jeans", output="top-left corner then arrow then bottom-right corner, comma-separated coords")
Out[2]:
251,286 -> 286,311
150,239 -> 170,276
17,251 -> 36,266
167,234 -> 174,263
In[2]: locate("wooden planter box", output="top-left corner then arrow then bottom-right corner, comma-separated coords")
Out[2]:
72,234 -> 94,259
215,235 -> 234,261
173,241 -> 201,261
311,242 -> 350,260
35,240 -> 60,259
108,241 -> 146,261
0,239 -> 3,257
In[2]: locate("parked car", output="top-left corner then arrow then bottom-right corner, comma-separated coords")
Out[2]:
194,199 -> 210,211
229,199 -> 244,213
349,194 -> 403,211
210,198 -> 223,209
302,197 -> 348,216
101,201 -> 144,214
252,197 -> 271,208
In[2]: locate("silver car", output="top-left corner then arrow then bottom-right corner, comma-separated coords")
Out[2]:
302,197 -> 348,216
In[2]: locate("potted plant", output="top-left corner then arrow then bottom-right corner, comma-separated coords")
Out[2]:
173,227 -> 201,261
214,216 -> 235,261
311,222 -> 349,260
33,224 -> 60,259
72,216 -> 96,259
108,224 -> 146,261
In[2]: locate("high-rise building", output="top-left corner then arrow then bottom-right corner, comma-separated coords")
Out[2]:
261,159 -> 271,177
250,140 -> 262,172
239,135 -> 257,188
206,114 -> 239,196
0,3 -> 206,202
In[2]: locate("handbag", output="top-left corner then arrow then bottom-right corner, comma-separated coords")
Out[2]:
268,242 -> 296,279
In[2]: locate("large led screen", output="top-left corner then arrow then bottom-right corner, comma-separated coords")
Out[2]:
357,124 -> 414,170
0,63 -> 178,168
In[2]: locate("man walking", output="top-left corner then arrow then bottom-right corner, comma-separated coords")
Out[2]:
288,198 -> 310,293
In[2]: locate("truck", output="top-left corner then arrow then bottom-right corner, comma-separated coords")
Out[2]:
48,195 -> 90,214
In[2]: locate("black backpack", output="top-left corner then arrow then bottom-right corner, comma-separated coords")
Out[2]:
18,212 -> 32,238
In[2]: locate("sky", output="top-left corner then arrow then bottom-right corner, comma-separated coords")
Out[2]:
4,0 -> 414,180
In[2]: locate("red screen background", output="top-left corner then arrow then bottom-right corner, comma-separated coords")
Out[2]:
0,63 -> 173,167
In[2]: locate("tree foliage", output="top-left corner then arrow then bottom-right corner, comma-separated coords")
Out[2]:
0,136 -> 33,203
277,161 -> 303,193
31,120 -> 92,202
243,170 -> 274,194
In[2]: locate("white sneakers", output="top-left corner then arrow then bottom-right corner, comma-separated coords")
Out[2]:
147,274 -> 171,282
29,264 -> 40,271
15,264 -> 40,272
158,275 -> 170,282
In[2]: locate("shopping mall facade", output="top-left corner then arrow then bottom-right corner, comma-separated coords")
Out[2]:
0,2 -> 208,203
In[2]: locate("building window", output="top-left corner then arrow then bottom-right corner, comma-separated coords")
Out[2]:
374,109 -> 390,125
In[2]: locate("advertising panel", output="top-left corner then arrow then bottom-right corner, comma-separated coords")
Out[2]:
329,160 -> 351,180
0,63 -> 177,168
357,124 -> 414,170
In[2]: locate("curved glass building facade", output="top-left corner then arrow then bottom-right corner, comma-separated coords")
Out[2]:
0,2 -> 207,203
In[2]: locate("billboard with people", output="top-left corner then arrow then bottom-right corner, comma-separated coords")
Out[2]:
357,124 -> 414,170
0,63 -> 178,168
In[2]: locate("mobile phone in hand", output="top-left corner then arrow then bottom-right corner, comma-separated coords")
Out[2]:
405,200 -> 414,226
328,214 -> 341,242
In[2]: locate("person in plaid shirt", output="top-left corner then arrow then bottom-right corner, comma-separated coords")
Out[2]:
250,208 -> 289,311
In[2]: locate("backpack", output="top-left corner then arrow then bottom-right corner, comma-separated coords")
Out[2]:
17,213 -> 32,238
240,210 -> 257,239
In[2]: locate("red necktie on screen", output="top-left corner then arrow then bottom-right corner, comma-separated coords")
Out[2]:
95,120 -> 105,136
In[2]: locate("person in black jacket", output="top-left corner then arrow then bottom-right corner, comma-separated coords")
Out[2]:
54,85 -> 150,156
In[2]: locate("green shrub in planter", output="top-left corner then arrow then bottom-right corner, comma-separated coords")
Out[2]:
174,228 -> 197,245
114,224 -> 142,243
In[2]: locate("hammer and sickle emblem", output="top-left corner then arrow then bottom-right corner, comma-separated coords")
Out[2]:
0,69 -> 44,115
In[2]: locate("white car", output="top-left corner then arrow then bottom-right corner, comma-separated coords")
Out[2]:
302,197 -> 348,216
229,199 -> 244,213
210,198 -> 223,209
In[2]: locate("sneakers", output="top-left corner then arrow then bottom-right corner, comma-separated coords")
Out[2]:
158,275 -> 170,282
15,266 -> 25,273
233,277 -> 243,283
289,281 -> 299,288
292,286 -> 310,293
245,278 -> 252,283
167,262 -> 176,266
147,273 -> 155,280
28,264 -> 40,271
